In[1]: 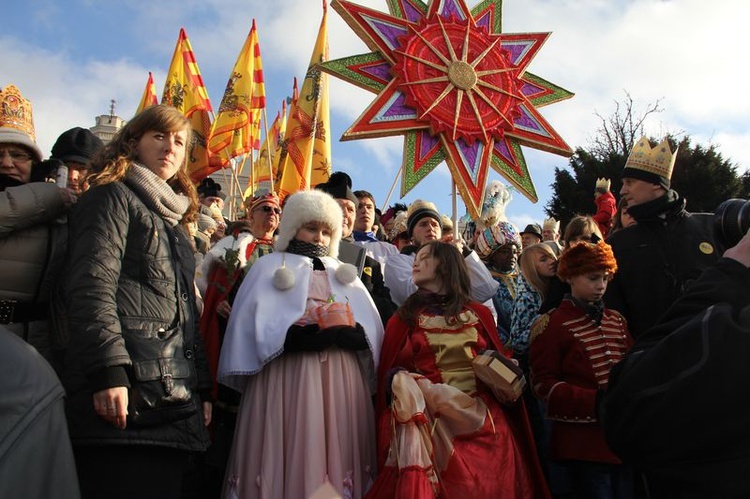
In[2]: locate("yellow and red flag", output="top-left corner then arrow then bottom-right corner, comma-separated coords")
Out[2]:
209,20 -> 267,173
245,99 -> 288,197
276,2 -> 332,200
135,72 -> 158,115
161,28 -> 214,182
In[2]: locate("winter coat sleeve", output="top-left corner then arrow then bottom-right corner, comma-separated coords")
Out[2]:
385,250 -> 499,306
464,250 -> 500,303
65,184 -> 132,388
530,319 -> 598,420
592,191 -> 616,229
0,182 -> 65,238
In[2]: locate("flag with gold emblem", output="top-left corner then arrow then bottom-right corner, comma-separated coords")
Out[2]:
162,27 -> 214,181
209,20 -> 267,174
276,1 -> 331,199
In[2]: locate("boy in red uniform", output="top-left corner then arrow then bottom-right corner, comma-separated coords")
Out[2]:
530,241 -> 633,499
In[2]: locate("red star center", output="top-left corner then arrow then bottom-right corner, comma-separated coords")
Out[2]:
393,16 -> 523,145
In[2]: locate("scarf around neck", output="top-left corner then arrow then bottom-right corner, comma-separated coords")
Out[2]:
125,163 -> 189,226
286,238 -> 329,258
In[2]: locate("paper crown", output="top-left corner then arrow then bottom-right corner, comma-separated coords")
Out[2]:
622,136 -> 677,188
595,178 -> 611,193
0,84 -> 43,161
543,217 -> 560,232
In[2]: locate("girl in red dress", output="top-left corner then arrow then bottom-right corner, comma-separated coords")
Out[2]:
368,241 -> 550,499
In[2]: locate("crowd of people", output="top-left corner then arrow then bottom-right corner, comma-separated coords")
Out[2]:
2,82 -> 749,499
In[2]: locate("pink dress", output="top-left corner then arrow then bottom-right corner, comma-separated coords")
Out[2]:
223,269 -> 376,499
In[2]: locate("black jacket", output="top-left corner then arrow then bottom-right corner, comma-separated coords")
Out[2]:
601,258 -> 750,498
605,191 -> 718,338
59,181 -> 210,452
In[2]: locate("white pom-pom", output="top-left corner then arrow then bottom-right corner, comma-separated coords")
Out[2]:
273,266 -> 295,290
335,263 -> 358,285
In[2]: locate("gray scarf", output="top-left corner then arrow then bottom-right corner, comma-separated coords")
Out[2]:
124,163 -> 189,226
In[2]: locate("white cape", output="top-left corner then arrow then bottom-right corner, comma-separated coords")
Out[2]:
218,251 -> 384,392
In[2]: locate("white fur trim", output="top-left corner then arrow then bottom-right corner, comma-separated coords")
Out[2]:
275,190 -> 343,259
335,263 -> 358,285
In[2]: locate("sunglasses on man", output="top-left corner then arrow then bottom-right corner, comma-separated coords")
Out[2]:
255,205 -> 282,215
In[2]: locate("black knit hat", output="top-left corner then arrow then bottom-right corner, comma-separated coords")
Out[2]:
315,171 -> 358,205
406,199 -> 442,237
197,178 -> 226,200
50,127 -> 104,164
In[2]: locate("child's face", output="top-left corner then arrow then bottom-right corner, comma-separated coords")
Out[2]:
295,221 -> 333,248
534,251 -> 557,278
568,271 -> 609,304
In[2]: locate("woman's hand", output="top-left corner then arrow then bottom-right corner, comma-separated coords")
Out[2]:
93,387 -> 129,430
202,401 -> 213,427
216,300 -> 232,318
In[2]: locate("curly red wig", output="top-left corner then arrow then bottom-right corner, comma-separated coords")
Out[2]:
557,241 -> 618,280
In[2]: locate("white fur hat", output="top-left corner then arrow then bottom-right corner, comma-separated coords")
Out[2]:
276,189 -> 343,259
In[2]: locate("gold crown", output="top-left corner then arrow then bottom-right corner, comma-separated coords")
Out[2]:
543,217 -> 560,232
0,85 -> 36,141
625,136 -> 677,180
595,178 -> 611,192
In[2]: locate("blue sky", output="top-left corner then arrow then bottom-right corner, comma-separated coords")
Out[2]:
3,0 -> 748,229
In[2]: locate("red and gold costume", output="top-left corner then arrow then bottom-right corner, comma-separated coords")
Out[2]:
529,298 -> 632,463
368,299 -> 550,499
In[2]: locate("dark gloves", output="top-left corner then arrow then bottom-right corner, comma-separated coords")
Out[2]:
284,323 -> 335,352
329,323 -> 369,351
284,323 -> 369,352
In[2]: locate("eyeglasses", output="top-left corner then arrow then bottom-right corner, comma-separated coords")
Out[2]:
0,149 -> 32,163
255,205 -> 282,215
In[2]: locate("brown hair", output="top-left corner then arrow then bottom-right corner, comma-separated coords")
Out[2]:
611,197 -> 629,234
397,241 -> 472,326
87,105 -> 198,223
519,243 -> 557,300
563,215 -> 603,246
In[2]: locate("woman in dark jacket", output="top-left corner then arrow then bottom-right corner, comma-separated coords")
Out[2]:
60,105 -> 212,499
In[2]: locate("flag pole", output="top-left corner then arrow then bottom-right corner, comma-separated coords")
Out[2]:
262,108 -> 274,192
451,179 -> 458,235
381,164 -> 403,210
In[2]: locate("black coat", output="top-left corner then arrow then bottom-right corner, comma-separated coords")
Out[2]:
604,191 -> 718,338
59,181 -> 210,452
601,258 -> 750,498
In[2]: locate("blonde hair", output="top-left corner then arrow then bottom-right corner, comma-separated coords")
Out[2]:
519,243 -> 557,300
87,105 -> 198,223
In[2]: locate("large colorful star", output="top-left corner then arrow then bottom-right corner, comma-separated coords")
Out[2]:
321,0 -> 574,218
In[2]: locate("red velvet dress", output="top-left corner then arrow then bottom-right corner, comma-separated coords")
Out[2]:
367,301 -> 550,499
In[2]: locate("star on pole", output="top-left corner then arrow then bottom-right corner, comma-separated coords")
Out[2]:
321,0 -> 574,218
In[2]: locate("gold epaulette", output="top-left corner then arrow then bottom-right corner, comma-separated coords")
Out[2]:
530,311 -> 553,343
